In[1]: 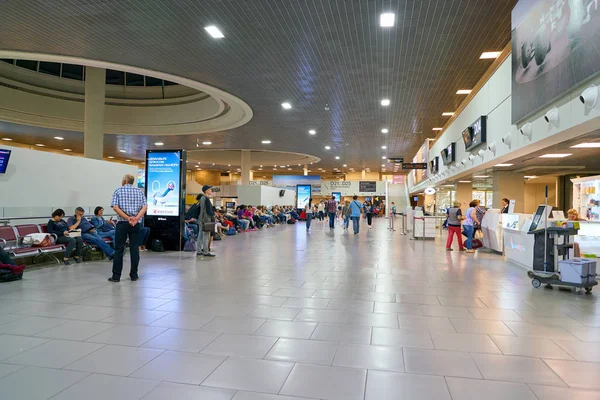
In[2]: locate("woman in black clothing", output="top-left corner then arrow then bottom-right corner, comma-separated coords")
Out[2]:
47,209 -> 83,265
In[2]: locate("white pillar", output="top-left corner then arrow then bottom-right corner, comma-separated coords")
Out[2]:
361,169 -> 366,179
249,170 -> 254,181
84,67 -> 106,160
241,150 -> 251,185
303,165 -> 308,176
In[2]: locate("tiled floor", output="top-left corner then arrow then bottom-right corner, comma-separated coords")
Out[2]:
0,220 -> 599,399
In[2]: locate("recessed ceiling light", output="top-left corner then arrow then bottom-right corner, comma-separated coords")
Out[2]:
54,136 -> 64,140
35,144 -> 45,147
63,148 -> 72,152
495,163 -> 513,167
258,168 -> 263,171
204,25 -> 224,39
309,129 -> 316,135
273,168 -> 277,170
456,89 -> 472,95
458,180 -> 472,183
107,156 -> 115,159
381,99 -> 390,106
212,163 -> 215,166
524,175 -> 538,179
539,153 -> 572,158
382,156 -> 387,159
280,165 -> 286,168
381,128 -> 389,134
442,112 -> 454,116
343,164 -> 347,167
154,142 -> 164,146
381,146 -> 387,149
380,12 -> 395,27
261,140 -> 271,144
480,51 -> 502,59
202,141 -> 212,145
335,156 -> 340,160
288,168 -> 292,170
228,164 -> 231,167
260,165 -> 263,167
381,164 -> 385,167
571,142 -> 600,148
125,159 -> 131,162
325,146 -> 331,150
432,127 -> 443,131
119,149 -> 126,153
473,175 -> 490,178
281,102 -> 292,109
2,138 -> 12,141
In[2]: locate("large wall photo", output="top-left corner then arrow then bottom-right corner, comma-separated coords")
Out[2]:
511,0 -> 600,123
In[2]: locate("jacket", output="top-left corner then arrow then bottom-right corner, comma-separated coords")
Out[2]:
199,195 -> 214,223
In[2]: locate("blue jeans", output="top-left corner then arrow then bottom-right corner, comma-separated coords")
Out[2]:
463,225 -> 474,250
328,212 -> 336,228
83,231 -> 115,258
344,215 -> 350,229
187,223 -> 199,238
306,213 -> 312,230
351,216 -> 360,234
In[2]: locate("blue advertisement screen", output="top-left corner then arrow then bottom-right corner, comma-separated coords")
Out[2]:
147,151 -> 181,217
332,192 -> 341,202
0,149 -> 11,174
296,185 -> 311,209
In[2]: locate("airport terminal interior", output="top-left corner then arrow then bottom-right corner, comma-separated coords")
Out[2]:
1,0 -> 600,399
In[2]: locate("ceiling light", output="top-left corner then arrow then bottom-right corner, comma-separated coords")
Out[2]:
524,175 -> 538,179
35,144 -> 45,147
261,140 -> 271,144
432,128 -> 443,131
154,142 -> 164,146
119,149 -> 126,153
280,165 -> 286,168
343,164 -> 347,167
380,12 -> 395,27
288,168 -> 292,170
273,168 -> 277,171
456,89 -> 472,95
260,165 -> 263,168
63,148 -> 72,152
381,164 -> 385,167
54,136 -> 64,140
281,102 -> 292,109
309,129 -> 316,135
107,156 -> 115,159
325,146 -> 331,150
2,138 -> 12,141
571,142 -> 600,148
458,180 -> 472,183
381,99 -> 390,106
480,51 -> 502,59
473,175 -> 490,178
228,164 -> 231,166
381,146 -> 387,149
212,163 -> 215,166
495,163 -> 513,167
381,128 -> 389,134
258,168 -> 262,171
125,159 -> 131,162
335,156 -> 340,160
202,141 -> 212,145
442,112 -> 454,116
204,25 -> 224,39
539,153 -> 572,158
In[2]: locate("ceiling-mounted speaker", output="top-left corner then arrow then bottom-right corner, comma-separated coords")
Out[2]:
520,122 -> 532,140
488,141 -> 497,154
544,107 -> 559,126
502,133 -> 511,147
580,85 -> 598,109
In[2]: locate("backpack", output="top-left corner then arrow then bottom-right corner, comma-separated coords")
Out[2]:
287,218 -> 296,224
226,227 -> 237,236
151,239 -> 165,252
0,264 -> 25,282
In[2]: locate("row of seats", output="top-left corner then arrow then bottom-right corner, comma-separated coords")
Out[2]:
0,224 -> 113,265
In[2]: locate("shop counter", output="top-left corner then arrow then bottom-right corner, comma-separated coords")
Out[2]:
481,210 -> 503,252
502,214 -> 535,269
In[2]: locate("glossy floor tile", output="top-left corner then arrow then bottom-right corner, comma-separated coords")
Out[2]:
0,222 -> 598,399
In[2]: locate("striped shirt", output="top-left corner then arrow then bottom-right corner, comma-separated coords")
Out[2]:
111,184 -> 147,221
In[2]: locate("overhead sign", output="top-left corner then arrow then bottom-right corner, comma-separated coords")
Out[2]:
359,181 -> 377,192
402,163 -> 427,170
387,157 -> 404,163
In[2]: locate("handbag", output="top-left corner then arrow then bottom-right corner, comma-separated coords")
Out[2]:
183,237 -> 197,252
475,229 -> 484,239
202,222 -> 216,232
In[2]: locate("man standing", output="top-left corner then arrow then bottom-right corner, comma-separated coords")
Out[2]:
109,174 -> 147,282
198,185 -> 215,257
68,207 -> 115,260
349,195 -> 363,234
326,195 -> 337,230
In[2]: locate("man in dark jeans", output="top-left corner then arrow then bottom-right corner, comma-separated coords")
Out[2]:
326,195 -> 337,230
108,174 -> 148,282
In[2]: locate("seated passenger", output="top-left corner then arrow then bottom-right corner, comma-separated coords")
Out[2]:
237,205 -> 253,231
0,247 -> 16,266
185,194 -> 201,238
91,206 -> 116,243
47,208 -> 83,265
138,218 -> 151,251
67,207 -> 115,260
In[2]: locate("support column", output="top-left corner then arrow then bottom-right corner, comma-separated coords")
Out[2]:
455,182 -> 473,210
84,67 -> 106,160
361,169 -> 366,179
492,171 -> 525,213
303,165 -> 308,176
249,170 -> 254,181
241,150 -> 251,185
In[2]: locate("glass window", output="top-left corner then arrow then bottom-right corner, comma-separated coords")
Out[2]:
0,59 -> 14,65
163,80 -> 178,86
39,62 -> 61,77
61,64 -> 83,80
15,60 -> 38,71
126,72 -> 144,86
145,76 -> 162,86
105,69 -> 124,85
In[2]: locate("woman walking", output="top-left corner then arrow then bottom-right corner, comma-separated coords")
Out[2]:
305,198 -> 314,231
317,201 -> 325,221
446,201 -> 465,251
364,200 -> 374,229
463,201 -> 480,253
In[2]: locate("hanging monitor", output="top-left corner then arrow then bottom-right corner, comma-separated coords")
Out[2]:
440,142 -> 456,165
0,149 -> 11,174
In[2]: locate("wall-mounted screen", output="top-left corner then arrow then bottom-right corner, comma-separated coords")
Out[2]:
440,142 -> 456,165
463,116 -> 487,151
429,156 -> 439,174
461,127 -> 472,150
296,184 -> 311,209
359,181 -> 377,192
146,151 -> 182,217
0,149 -> 11,174
332,192 -> 341,202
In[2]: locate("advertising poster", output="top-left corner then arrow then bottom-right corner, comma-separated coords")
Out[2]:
273,175 -> 321,194
296,184 -> 312,209
147,151 -> 181,216
332,192 -> 341,202
412,140 -> 430,184
137,168 -> 145,189
512,0 -> 600,123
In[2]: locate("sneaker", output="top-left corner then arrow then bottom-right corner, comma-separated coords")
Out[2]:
108,277 -> 120,283
446,248 -> 453,251
204,253 -> 216,257
130,276 -> 139,281
459,248 -> 466,252
466,249 -> 475,253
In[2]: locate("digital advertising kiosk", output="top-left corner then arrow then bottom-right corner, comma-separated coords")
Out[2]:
144,149 -> 187,250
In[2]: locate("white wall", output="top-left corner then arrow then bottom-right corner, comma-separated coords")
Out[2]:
236,185 -> 295,206
409,56 -> 600,193
0,145 -> 137,218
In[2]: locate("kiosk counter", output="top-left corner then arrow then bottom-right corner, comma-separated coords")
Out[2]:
502,214 -> 535,269
480,209 -> 503,252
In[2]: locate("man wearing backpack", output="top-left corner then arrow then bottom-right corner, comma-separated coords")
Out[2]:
348,195 -> 363,234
